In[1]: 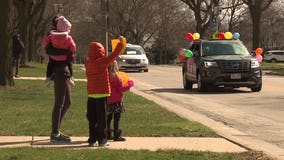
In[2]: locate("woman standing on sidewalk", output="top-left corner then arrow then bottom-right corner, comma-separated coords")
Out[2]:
42,16 -> 75,142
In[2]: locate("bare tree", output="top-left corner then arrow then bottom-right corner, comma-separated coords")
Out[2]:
180,0 -> 221,37
13,0 -> 47,66
221,0 -> 245,31
242,0 -> 273,50
260,1 -> 284,50
107,0 -> 160,46
152,0 -> 193,64
0,0 -> 14,86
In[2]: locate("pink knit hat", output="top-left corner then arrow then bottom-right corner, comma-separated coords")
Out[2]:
56,16 -> 72,32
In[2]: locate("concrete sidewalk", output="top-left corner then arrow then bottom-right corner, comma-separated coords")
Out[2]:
0,136 -> 246,153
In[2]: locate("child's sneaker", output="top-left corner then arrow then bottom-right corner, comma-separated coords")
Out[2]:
69,77 -> 75,86
44,77 -> 52,87
113,137 -> 126,141
98,139 -> 109,147
88,142 -> 98,147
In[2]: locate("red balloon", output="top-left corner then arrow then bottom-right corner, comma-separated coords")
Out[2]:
218,32 -> 225,39
185,33 -> 193,41
178,54 -> 187,62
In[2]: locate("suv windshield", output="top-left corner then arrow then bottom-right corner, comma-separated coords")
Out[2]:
122,46 -> 144,55
202,41 -> 250,56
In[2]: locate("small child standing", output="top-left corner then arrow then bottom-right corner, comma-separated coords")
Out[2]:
107,61 -> 134,141
85,36 -> 126,147
42,16 -> 76,86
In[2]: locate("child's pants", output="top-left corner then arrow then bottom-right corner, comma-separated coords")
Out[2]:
87,97 -> 108,144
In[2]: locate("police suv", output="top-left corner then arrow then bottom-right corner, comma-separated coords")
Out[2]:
182,39 -> 262,92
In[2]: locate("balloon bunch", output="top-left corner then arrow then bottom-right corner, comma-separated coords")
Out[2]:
178,48 -> 194,63
254,48 -> 263,62
185,32 -> 200,41
212,31 -> 240,40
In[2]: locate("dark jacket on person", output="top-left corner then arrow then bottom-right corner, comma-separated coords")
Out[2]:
12,35 -> 25,58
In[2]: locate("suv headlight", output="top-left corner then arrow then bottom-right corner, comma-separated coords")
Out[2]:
142,58 -> 148,64
251,59 -> 260,68
204,61 -> 218,68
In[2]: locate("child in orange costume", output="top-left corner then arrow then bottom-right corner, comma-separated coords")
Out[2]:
85,36 -> 126,147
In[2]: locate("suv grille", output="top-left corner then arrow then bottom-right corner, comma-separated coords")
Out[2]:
126,59 -> 141,64
218,61 -> 250,72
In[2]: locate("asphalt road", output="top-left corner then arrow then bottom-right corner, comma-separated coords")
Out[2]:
127,65 -> 284,160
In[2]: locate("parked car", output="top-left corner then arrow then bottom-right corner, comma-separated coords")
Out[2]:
182,39 -> 262,92
264,50 -> 284,62
117,44 -> 149,72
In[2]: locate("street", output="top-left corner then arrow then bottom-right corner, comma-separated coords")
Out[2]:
127,65 -> 284,160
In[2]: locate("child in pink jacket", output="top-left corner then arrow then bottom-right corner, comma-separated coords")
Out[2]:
107,61 -> 134,141
42,16 -> 76,86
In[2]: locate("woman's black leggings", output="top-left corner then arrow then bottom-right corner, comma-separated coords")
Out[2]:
52,73 -> 71,134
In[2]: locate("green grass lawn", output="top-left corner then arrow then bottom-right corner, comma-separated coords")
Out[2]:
261,62 -> 284,74
0,148 -> 253,160
0,79 -> 215,137
0,62 -> 270,159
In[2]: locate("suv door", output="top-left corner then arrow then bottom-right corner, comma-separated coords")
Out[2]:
186,43 -> 200,82
279,52 -> 284,61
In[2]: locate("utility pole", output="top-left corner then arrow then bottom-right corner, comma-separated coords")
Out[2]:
101,0 -> 110,55
105,0 -> 109,55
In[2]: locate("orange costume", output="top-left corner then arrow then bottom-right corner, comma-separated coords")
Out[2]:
85,42 -> 124,95
84,39 -> 125,147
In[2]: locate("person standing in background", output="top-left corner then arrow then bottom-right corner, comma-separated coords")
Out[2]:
12,33 -> 25,78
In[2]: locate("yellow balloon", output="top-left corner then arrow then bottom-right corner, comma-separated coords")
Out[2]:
224,32 -> 233,39
121,37 -> 127,54
192,33 -> 200,40
111,37 -> 127,53
118,71 -> 130,84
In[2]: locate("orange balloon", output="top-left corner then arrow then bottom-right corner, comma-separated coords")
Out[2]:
118,71 -> 129,84
178,54 -> 187,62
255,48 -> 263,55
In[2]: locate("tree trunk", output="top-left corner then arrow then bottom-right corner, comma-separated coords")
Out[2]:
252,14 -> 261,50
159,50 -> 163,64
243,0 -> 273,50
17,3 -> 29,67
0,0 -> 14,86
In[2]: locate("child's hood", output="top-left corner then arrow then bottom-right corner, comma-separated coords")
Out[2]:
49,31 -> 69,45
87,42 -> 105,60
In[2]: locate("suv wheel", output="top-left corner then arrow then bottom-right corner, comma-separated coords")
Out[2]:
250,82 -> 262,92
183,72 -> 193,89
197,73 -> 208,92
271,59 -> 277,63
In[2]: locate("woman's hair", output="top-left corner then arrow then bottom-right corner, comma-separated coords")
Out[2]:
109,60 -> 119,73
52,15 -> 60,28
